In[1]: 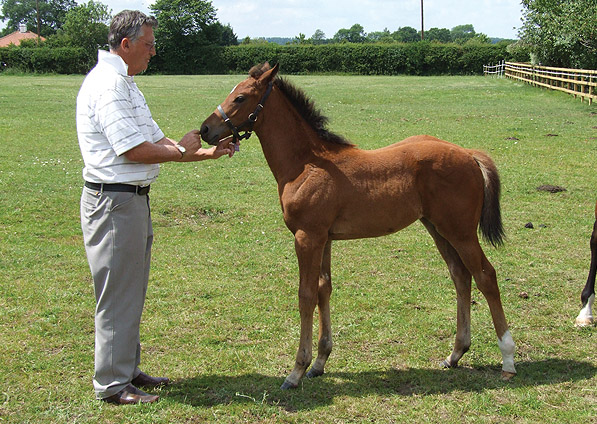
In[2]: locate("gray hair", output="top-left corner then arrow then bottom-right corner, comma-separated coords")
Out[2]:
108,10 -> 158,50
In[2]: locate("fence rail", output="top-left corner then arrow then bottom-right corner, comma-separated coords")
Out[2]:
497,62 -> 597,105
483,60 -> 506,78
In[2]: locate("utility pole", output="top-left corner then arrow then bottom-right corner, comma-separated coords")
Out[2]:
36,0 -> 40,44
420,0 -> 424,40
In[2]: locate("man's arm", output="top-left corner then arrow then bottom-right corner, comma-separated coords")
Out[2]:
123,130 -> 200,163
124,133 -> 236,163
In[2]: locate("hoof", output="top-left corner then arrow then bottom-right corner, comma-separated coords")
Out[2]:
305,368 -> 324,379
575,317 -> 595,327
280,379 -> 298,390
440,359 -> 455,369
501,371 -> 516,381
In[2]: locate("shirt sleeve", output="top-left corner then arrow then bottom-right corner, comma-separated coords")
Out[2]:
150,118 -> 165,143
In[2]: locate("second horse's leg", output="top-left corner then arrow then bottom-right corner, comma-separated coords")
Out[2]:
576,215 -> 597,327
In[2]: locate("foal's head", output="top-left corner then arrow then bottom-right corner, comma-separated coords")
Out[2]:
201,62 -> 352,147
200,63 -> 279,145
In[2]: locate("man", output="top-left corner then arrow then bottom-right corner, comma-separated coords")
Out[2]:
77,10 -> 235,405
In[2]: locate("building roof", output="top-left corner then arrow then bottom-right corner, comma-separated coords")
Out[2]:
0,31 -> 46,47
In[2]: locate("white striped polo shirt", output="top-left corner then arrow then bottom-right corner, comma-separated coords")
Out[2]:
76,49 -> 165,186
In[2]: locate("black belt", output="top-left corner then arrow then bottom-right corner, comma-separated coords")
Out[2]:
85,181 -> 150,195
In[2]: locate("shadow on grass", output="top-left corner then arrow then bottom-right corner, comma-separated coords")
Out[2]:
166,358 -> 596,411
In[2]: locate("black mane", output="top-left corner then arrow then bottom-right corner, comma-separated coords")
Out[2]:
249,64 -> 352,146
273,77 -> 353,146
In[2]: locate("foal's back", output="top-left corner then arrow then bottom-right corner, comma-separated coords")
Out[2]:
320,135 -> 487,240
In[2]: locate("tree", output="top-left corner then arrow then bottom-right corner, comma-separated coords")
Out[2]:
291,32 -> 307,45
0,0 -> 76,37
425,27 -> 451,43
465,33 -> 490,45
333,28 -> 350,43
310,29 -> 326,45
150,0 -> 242,73
202,21 -> 237,46
451,24 -> 476,43
519,0 -> 597,68
150,0 -> 216,45
392,26 -> 419,43
49,0 -> 110,51
240,36 -> 268,45
366,28 -> 394,43
333,23 -> 366,43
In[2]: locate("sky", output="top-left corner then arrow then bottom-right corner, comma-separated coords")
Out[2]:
2,0 -> 524,40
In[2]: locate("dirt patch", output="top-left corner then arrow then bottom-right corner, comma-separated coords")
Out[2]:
537,185 -> 566,193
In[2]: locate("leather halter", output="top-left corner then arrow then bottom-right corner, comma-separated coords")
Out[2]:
216,82 -> 274,144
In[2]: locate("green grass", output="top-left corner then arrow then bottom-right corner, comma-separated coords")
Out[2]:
0,73 -> 595,423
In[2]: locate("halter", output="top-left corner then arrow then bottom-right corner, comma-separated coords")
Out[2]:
216,82 -> 274,144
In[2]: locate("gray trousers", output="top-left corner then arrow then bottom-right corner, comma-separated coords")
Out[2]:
80,186 -> 153,399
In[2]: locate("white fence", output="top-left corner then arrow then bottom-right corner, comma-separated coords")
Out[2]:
483,60 -> 506,78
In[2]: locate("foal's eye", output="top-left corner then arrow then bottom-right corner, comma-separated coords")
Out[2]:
234,95 -> 245,104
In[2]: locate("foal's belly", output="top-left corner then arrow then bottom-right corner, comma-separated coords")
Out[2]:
328,203 -> 421,240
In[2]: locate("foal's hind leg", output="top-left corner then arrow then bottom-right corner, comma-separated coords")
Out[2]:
451,239 -> 516,379
421,219 -> 472,369
306,240 -> 333,378
576,216 -> 597,327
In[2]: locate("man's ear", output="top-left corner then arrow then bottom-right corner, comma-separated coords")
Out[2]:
120,37 -> 131,51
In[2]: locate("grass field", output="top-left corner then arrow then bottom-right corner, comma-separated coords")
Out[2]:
0,72 -> 595,423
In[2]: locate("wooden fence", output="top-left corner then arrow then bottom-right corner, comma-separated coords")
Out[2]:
500,62 -> 597,105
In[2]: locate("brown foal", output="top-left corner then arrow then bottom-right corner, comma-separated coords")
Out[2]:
200,63 -> 516,389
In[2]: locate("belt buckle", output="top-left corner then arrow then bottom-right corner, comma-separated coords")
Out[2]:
137,186 -> 150,195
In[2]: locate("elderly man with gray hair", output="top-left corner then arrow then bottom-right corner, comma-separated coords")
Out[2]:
77,10 -> 235,405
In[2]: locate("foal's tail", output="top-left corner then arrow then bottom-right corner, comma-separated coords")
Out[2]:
471,150 -> 505,247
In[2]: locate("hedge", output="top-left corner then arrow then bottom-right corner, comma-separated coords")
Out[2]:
1,42 -> 524,75
220,43 -> 518,76
0,46 -> 94,74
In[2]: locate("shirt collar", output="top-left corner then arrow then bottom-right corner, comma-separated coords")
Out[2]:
97,49 -> 130,78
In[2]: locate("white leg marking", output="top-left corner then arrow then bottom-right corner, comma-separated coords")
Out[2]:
575,293 -> 595,327
498,330 -> 516,374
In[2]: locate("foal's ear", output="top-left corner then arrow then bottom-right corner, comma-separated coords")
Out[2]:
260,63 -> 279,84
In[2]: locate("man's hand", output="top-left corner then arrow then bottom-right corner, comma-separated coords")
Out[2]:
213,136 -> 237,159
178,130 -> 202,156
179,136 -> 238,162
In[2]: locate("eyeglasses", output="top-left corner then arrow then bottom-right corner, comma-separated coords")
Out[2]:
142,40 -> 156,50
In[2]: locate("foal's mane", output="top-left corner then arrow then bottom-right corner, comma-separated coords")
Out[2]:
249,64 -> 353,146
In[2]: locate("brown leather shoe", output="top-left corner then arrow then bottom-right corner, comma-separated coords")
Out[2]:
131,371 -> 169,388
102,384 -> 159,405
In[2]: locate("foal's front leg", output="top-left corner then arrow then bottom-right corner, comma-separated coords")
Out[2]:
281,230 -> 327,390
306,240 -> 333,378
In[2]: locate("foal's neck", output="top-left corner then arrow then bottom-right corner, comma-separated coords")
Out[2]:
255,90 -> 324,184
